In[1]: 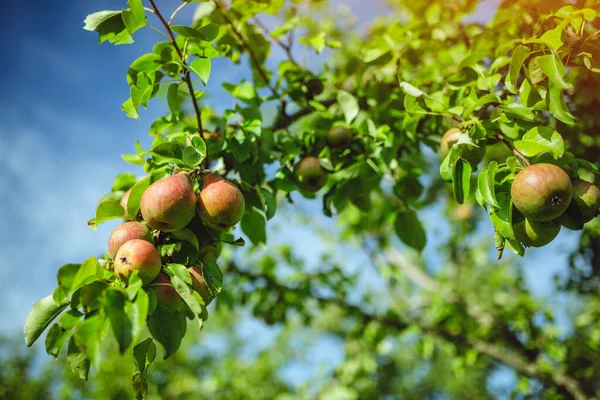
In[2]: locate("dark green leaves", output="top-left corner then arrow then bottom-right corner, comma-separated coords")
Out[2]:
104,289 -> 133,354
241,207 -> 267,245
147,306 -> 185,359
394,209 -> 427,252
132,338 -> 157,399
45,310 -> 81,358
452,158 -> 472,205
67,336 -> 91,381
24,295 -> 69,347
477,162 -> 500,208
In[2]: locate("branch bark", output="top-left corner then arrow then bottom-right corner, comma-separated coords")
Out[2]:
148,0 -> 204,134
227,262 -> 595,400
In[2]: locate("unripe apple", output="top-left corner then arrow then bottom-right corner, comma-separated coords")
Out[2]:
294,157 -> 328,193
108,222 -> 153,260
113,239 -> 161,284
188,266 -> 213,306
147,272 -> 182,311
328,126 -> 353,148
513,218 -> 561,247
140,172 -> 197,232
440,128 -> 485,166
570,180 -> 600,222
197,173 -> 245,230
511,163 -> 572,221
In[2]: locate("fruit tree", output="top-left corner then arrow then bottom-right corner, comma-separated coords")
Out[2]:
23,0 -> 600,398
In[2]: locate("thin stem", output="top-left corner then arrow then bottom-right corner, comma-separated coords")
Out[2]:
146,23 -> 170,40
168,2 -> 188,25
214,0 -> 285,113
253,17 -> 299,66
144,6 -> 155,14
148,0 -> 204,134
497,133 -> 531,167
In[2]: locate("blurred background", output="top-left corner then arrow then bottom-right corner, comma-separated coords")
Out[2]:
0,0 -> 589,398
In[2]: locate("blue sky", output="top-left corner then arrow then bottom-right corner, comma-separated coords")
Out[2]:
0,0 -> 583,393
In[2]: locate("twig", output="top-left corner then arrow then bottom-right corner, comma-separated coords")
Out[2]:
253,17 -> 299,66
146,23 -> 169,40
497,133 -> 531,166
168,2 -> 188,25
228,262 -> 595,400
213,0 -> 286,113
148,0 -> 204,134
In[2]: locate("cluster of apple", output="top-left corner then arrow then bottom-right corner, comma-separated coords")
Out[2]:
293,125 -> 353,193
510,163 -> 600,247
107,171 -> 245,310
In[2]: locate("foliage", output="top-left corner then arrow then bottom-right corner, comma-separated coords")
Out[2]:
21,0 -> 600,399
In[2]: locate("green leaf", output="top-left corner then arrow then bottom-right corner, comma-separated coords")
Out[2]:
299,32 -> 326,53
132,338 -> 156,399
536,54 -> 573,89
122,0 -> 146,35
183,145 -> 206,167
127,53 -> 160,84
127,176 -> 151,220
452,158 -> 472,205
189,57 -> 211,85
133,338 -> 156,374
71,257 -> 100,294
489,193 -> 514,240
67,336 -> 91,381
112,173 -> 136,192
197,23 -> 219,41
399,82 -> 424,97
104,289 -> 133,354
151,142 -> 183,165
394,209 -> 427,251
477,162 -> 500,208
24,295 -> 69,347
241,207 -> 267,245
167,84 -> 183,115
337,90 -> 359,124
547,83 -> 575,125
73,314 -> 105,368
202,260 -> 223,298
171,25 -> 205,40
514,126 -> 564,159
87,200 -> 124,230
147,306 -> 185,359
54,264 -> 81,304
83,11 -> 133,45
171,275 -> 205,323
45,310 -> 81,358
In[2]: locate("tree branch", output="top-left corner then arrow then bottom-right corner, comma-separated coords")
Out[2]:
148,0 -> 204,134
252,17 -> 299,67
497,133 -> 531,167
214,0 -> 285,112
227,262 -> 595,400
